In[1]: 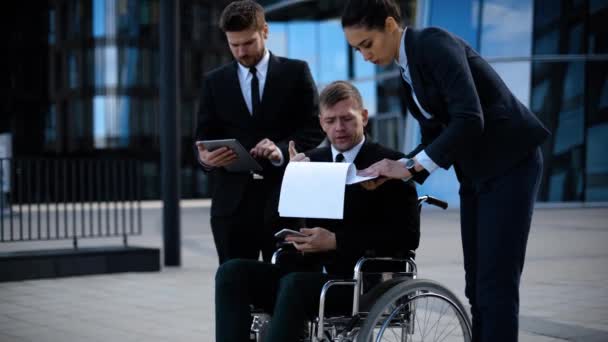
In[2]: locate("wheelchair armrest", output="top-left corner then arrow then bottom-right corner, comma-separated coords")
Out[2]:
271,246 -> 323,272
351,255 -> 417,314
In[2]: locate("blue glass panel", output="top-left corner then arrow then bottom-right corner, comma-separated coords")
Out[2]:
93,0 -> 106,37
319,19 -> 348,84
480,0 -> 532,57
266,22 -> 288,57
428,0 -> 479,49
287,22 -> 318,82
490,61 -> 531,107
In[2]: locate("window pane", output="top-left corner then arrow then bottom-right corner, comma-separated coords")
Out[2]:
352,80 -> 377,117
287,22 -> 318,82
428,0 -> 479,49
319,19 -> 348,84
267,22 -> 288,57
588,0 -> 608,54
480,0 -> 532,57
532,61 -> 585,201
586,61 -> 608,201
490,61 -> 531,107
533,0 -> 586,55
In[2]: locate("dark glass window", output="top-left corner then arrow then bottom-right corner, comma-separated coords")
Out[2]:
588,0 -> 608,54
532,61 -> 585,201
533,0 -> 586,55
585,61 -> 608,200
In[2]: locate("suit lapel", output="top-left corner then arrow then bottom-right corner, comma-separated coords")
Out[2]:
404,28 -> 432,120
259,53 -> 281,115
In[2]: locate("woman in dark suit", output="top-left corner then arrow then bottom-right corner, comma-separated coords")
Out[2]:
340,1 -> 550,341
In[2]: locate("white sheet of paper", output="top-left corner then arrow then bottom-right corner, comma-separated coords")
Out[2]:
278,162 -> 377,219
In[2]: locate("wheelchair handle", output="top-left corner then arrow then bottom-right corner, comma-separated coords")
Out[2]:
418,195 -> 448,210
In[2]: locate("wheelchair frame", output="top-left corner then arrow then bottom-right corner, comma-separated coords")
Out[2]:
252,195 -> 472,342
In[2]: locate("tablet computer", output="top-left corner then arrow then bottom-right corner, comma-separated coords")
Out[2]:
196,139 -> 263,173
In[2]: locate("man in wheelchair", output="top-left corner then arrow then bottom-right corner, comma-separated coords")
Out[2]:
215,81 -> 420,341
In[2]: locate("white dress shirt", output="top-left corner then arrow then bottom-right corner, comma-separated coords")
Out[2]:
237,49 -> 270,115
396,28 -> 439,175
236,49 -> 284,166
330,136 -> 366,163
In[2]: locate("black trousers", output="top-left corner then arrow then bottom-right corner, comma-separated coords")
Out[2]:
459,147 -> 543,342
215,259 -> 352,342
211,180 -> 278,264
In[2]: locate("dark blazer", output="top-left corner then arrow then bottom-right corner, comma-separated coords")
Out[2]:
195,53 -> 324,217
403,27 -> 549,183
302,141 -> 420,277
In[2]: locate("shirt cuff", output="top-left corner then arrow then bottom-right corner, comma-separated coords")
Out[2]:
415,150 -> 439,174
270,148 -> 285,167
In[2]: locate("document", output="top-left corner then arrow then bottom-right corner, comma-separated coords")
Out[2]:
278,162 -> 377,219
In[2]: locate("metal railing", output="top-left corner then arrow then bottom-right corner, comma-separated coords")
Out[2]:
0,158 -> 142,248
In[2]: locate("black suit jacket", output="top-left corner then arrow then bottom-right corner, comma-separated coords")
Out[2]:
195,53 -> 324,217
301,141 -> 420,277
402,27 -> 549,183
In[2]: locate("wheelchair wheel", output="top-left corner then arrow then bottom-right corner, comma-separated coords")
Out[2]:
357,279 -> 472,342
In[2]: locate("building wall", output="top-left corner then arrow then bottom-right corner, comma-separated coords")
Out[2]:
4,0 -> 234,199
266,0 -> 608,206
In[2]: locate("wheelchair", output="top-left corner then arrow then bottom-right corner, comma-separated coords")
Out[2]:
251,196 -> 472,342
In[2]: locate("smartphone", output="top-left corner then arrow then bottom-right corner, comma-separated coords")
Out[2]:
274,228 -> 307,239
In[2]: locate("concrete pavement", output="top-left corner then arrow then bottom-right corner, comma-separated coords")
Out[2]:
1,202 -> 607,341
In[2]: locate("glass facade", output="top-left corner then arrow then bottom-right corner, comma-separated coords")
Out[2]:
4,0 -> 234,199
264,0 -> 607,205
4,0 -> 607,203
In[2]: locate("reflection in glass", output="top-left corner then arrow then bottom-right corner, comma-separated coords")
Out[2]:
585,61 -> 608,200
353,50 -> 374,79
480,0 -> 532,57
93,96 -> 130,148
352,80 -> 377,117
287,22 -> 318,81
319,20 -> 348,84
588,1 -> 608,54
490,61 -> 531,107
267,22 -> 287,57
427,0 -> 479,49
68,52 -> 78,89
44,105 -> 58,145
95,46 -> 118,88
533,0 -> 586,55
532,61 -> 585,201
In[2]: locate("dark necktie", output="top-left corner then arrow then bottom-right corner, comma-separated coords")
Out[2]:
335,153 -> 345,163
250,66 -> 260,116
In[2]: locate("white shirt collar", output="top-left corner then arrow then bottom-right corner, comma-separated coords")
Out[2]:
331,136 -> 366,163
237,49 -> 270,79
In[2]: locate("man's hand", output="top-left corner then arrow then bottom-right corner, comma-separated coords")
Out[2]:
358,159 -> 411,190
250,138 -> 282,162
359,177 -> 390,190
196,142 -> 237,168
288,140 -> 310,162
285,227 -> 336,253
